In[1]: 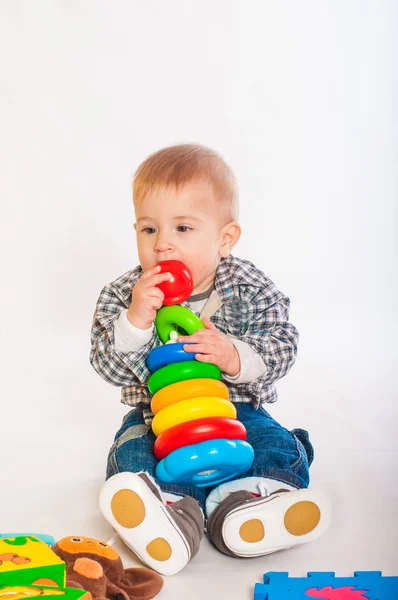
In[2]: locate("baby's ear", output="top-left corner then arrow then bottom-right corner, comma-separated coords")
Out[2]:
220,221 -> 241,257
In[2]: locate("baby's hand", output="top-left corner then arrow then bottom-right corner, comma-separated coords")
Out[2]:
127,265 -> 171,330
179,317 -> 240,376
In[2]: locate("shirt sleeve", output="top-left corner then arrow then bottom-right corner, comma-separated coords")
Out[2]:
222,336 -> 267,384
90,283 -> 160,387
114,309 -> 154,352
237,286 -> 299,387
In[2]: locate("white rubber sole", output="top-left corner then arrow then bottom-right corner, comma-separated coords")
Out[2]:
99,472 -> 191,575
222,488 -> 332,557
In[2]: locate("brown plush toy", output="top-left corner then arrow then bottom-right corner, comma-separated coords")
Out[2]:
52,536 -> 163,600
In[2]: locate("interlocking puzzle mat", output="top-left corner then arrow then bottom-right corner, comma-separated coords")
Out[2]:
254,571 -> 398,600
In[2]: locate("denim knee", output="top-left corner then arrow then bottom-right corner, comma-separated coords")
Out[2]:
291,427 -> 314,467
106,420 -> 155,480
234,403 -> 314,489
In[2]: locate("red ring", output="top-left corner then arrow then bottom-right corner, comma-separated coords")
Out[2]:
156,260 -> 194,305
154,417 -> 247,460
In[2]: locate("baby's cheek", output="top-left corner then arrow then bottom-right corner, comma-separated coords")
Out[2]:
186,255 -> 216,285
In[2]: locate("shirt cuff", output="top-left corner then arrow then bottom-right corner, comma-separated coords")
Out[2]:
222,336 -> 267,384
114,309 -> 154,353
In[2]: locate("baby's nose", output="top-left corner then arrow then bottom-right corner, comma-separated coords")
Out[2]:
154,236 -> 173,253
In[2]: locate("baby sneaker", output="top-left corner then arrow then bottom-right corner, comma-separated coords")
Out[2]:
206,487 -> 331,558
99,471 -> 204,575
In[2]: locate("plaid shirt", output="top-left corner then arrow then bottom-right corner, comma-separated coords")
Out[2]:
90,254 -> 299,425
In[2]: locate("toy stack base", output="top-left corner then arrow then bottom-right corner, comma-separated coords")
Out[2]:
147,304 -> 254,488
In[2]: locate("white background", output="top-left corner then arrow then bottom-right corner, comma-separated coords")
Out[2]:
0,1 -> 397,597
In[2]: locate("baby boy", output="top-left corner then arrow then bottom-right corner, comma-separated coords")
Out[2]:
90,144 -> 331,576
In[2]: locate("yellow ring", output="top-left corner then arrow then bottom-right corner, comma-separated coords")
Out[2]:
152,397 -> 237,437
151,378 -> 229,414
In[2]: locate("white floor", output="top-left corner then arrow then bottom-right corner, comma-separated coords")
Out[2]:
2,448 -> 397,600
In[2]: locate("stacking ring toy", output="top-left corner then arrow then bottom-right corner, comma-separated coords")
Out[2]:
147,260 -> 254,488
148,361 -> 221,395
147,343 -> 196,373
156,260 -> 194,305
154,416 -> 247,459
151,378 -> 229,414
152,397 -> 236,436
155,438 -> 255,487
155,305 -> 204,344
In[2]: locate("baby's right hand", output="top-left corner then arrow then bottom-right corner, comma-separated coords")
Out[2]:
127,265 -> 171,330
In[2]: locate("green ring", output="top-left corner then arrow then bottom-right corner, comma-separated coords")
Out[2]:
148,361 -> 221,395
155,305 -> 205,344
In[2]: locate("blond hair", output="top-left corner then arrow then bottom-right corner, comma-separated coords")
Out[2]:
133,143 -> 239,221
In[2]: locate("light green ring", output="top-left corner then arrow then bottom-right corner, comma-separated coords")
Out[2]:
155,305 -> 205,344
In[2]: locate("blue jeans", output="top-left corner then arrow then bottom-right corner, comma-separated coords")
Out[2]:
106,402 -> 314,512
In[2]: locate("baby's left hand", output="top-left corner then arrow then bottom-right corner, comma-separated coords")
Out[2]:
179,317 -> 240,377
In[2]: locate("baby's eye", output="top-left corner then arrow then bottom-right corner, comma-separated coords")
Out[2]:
142,227 -> 156,234
177,226 -> 192,233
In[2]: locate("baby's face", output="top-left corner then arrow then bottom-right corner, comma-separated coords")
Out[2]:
134,181 -> 228,294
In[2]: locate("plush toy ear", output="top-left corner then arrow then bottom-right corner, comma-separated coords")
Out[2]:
119,567 -> 163,600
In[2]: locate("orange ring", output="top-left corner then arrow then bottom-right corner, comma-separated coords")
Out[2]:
151,378 -> 229,414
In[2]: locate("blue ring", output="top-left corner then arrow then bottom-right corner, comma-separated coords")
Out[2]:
155,438 -> 254,488
147,343 -> 196,373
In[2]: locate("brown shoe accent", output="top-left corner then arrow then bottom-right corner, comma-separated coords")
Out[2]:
108,473 -> 204,564
111,489 -> 146,528
137,472 -> 163,502
206,490 -> 254,557
138,475 -> 204,560
167,496 -> 205,560
207,489 -> 291,556
283,500 -> 321,536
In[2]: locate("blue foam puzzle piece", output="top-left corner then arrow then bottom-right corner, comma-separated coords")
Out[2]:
253,571 -> 398,600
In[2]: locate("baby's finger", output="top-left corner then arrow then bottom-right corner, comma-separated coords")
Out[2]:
144,272 -> 172,287
150,297 -> 163,310
183,343 -> 217,354
146,288 -> 165,301
202,317 -> 218,331
195,353 -> 218,365
179,330 -> 216,343
140,265 -> 162,280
